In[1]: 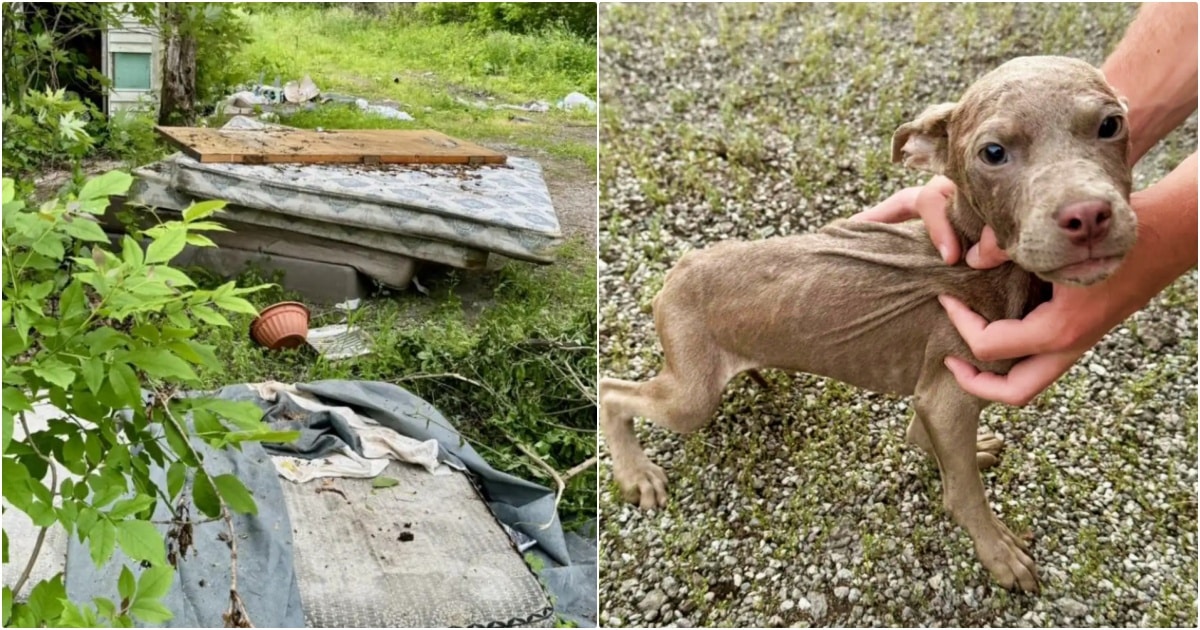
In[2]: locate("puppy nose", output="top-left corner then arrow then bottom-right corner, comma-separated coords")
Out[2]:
1054,200 -> 1111,247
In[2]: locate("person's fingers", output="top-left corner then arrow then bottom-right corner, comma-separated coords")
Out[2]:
851,186 -> 922,223
965,226 -> 1011,269
914,177 -> 959,264
944,353 -> 1074,407
938,295 -> 1069,361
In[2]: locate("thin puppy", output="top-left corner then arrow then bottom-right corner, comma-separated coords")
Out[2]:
600,56 -> 1136,593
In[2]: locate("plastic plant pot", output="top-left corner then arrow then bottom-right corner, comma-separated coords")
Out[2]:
250,301 -> 310,350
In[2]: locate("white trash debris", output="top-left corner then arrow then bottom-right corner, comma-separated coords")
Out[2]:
228,90 -> 268,108
284,75 -> 321,103
557,91 -> 596,112
355,98 -> 415,121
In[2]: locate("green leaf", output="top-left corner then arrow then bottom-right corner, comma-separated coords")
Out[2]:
372,476 -> 400,489
190,305 -> 230,327
116,520 -> 166,566
108,495 -> 154,520
148,265 -> 195,288
182,199 -> 225,222
108,363 -> 140,406
89,519 -> 117,567
34,361 -> 75,389
25,574 -> 65,622
183,220 -> 231,232
211,294 -> 259,316
124,349 -> 197,381
2,586 -> 11,626
144,226 -> 186,265
135,566 -> 174,600
117,565 -> 135,600
193,399 -> 264,430
84,328 -> 128,354
1,328 -> 28,358
59,279 -> 88,323
30,232 -> 65,260
192,472 -> 220,518
185,233 -> 216,248
120,235 -> 144,267
1,410 -> 11,455
63,217 -> 110,242
2,387 -> 32,413
213,473 -> 257,515
77,171 -> 132,203
166,462 -> 186,499
128,598 -> 173,624
79,357 -> 104,394
93,597 -> 117,620
2,178 -> 13,203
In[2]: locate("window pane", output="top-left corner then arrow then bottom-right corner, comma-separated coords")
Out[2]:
113,52 -> 151,90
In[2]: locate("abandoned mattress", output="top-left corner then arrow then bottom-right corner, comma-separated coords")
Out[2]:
128,168 -> 489,271
134,152 -> 562,263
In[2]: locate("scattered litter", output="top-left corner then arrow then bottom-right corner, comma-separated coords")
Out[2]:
557,91 -> 596,112
455,96 -> 551,113
306,323 -> 372,360
411,276 -> 430,296
284,75 -> 321,103
227,90 -> 267,108
502,524 -> 539,553
356,98 -> 415,121
334,298 -> 362,311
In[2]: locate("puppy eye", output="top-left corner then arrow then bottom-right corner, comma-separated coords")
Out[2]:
1098,115 -> 1123,139
979,143 -> 1008,165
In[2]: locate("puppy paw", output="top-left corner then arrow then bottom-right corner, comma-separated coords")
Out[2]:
615,459 -> 668,510
975,430 -> 1005,470
975,519 -> 1039,593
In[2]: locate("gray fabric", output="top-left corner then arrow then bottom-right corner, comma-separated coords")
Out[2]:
64,419 -> 305,628
292,380 -> 571,565
63,381 -> 597,627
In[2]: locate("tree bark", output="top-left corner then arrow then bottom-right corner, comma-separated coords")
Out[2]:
157,4 -> 198,126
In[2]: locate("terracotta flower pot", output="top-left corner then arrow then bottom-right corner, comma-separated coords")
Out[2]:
250,302 -> 310,350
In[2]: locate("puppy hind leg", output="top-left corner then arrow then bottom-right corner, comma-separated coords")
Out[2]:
905,413 -> 1004,470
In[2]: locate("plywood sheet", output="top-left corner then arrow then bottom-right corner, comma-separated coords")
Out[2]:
155,126 -> 507,165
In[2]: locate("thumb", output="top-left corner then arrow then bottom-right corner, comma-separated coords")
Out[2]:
965,226 -> 1010,269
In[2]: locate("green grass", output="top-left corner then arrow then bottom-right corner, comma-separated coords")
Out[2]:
230,4 -> 597,168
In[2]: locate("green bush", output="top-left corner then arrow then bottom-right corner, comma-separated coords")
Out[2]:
1,88 -> 97,182
2,171 -> 286,627
99,110 -> 166,167
419,2 -> 596,39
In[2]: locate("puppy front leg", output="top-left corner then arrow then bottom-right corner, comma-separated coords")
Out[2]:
600,377 -> 670,509
914,366 -> 1039,593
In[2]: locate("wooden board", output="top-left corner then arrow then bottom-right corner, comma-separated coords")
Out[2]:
155,126 -> 507,165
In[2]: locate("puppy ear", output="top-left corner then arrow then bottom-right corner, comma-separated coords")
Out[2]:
891,102 -> 957,174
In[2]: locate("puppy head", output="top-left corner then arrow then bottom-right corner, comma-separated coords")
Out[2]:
892,56 -> 1135,286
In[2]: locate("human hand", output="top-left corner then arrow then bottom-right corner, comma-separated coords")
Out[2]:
851,176 -> 1008,268
939,152 -> 1198,405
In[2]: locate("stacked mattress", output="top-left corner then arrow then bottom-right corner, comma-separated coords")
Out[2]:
123,118 -> 563,289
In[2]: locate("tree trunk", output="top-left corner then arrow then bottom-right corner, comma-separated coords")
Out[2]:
157,4 -> 198,126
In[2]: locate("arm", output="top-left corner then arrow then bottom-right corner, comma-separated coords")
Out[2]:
1103,2 -> 1198,164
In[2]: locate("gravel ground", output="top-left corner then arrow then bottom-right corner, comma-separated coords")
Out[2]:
597,3 -> 1197,627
